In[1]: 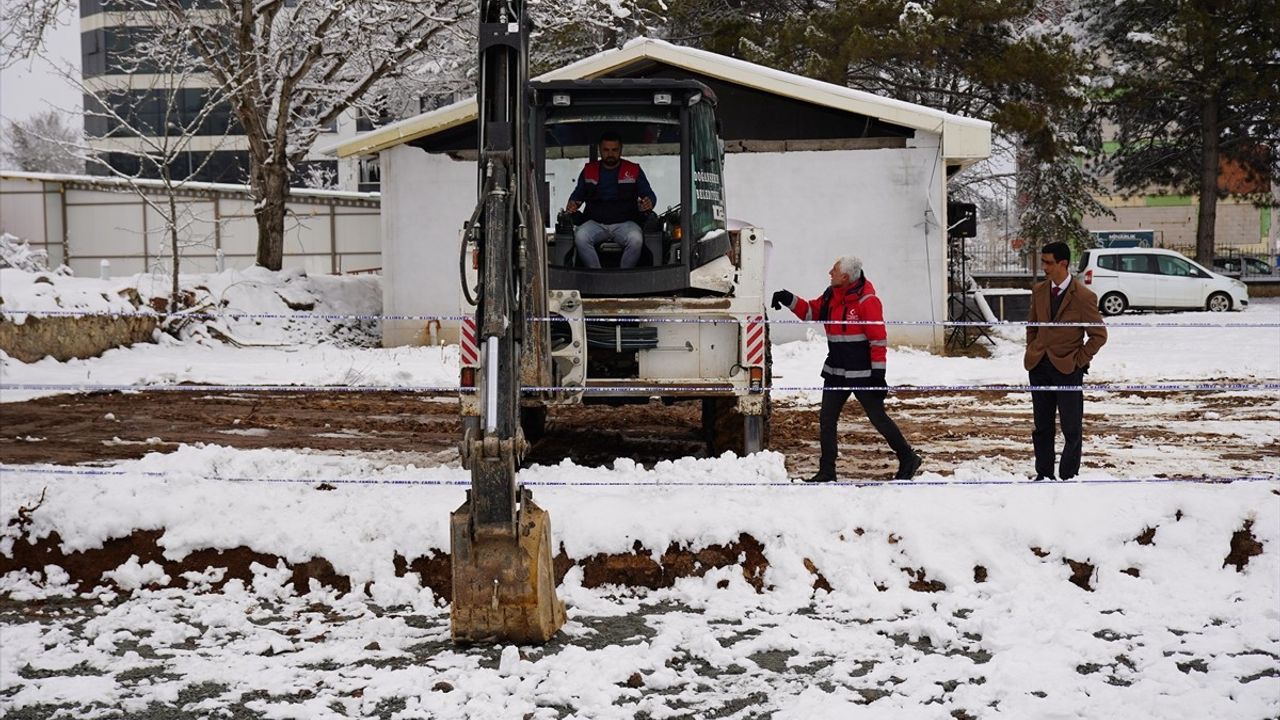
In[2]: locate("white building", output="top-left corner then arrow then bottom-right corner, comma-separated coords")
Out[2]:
329,39 -> 991,349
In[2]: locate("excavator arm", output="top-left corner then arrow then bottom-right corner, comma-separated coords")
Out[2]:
450,0 -> 566,644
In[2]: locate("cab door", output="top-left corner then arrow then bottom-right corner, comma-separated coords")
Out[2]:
1153,254 -> 1207,308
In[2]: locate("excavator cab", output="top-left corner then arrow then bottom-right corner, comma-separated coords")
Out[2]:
532,79 -> 733,297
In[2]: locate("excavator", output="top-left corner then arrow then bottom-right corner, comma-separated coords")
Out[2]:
451,0 -> 770,643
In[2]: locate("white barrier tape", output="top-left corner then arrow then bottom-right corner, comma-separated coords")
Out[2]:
0,309 -> 469,322
1,465 -> 1275,489
4,382 -> 1279,394
4,307 -> 1278,329
0,383 -> 467,394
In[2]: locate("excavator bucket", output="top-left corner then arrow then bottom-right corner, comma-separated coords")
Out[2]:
450,494 -> 566,644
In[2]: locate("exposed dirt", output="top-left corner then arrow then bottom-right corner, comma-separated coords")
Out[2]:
3,388 -> 1275,480
1,388 -> 1272,595
1224,520 -> 1265,571
0,528 -> 773,599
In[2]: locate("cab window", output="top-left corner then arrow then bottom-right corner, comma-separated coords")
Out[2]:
688,101 -> 725,240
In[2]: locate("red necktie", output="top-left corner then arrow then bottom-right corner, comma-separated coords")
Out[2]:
1052,286 -> 1062,297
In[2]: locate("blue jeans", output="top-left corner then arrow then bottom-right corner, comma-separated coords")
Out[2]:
574,220 -> 643,269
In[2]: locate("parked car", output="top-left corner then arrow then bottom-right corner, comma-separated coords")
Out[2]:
1213,256 -> 1276,277
1075,247 -> 1249,315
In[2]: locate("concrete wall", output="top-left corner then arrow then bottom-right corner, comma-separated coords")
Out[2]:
379,137 -> 949,349
0,174 -> 381,277
1084,198 -> 1268,251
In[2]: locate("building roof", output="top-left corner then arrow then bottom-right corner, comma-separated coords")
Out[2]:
1,170 -> 381,205
327,38 -> 991,165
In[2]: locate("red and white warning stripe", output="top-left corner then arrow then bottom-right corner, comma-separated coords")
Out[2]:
744,315 -> 765,366
460,317 -> 479,366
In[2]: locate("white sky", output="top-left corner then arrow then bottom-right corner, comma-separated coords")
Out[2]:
0,1 -> 83,135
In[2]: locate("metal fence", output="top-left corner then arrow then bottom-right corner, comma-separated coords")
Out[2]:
0,171 -> 381,277
965,241 -> 1278,279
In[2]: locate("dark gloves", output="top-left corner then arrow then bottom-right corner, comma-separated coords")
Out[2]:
770,290 -> 794,310
870,369 -> 887,386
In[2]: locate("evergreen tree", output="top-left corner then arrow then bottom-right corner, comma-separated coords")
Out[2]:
657,0 -> 1112,250
1080,0 -> 1280,263
1,110 -> 82,173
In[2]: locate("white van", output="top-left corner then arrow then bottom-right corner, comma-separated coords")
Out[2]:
1075,247 -> 1249,315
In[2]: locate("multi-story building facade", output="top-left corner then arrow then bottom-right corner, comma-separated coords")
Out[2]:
78,0 -> 360,188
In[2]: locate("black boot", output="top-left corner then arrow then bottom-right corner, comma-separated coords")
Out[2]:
895,452 -> 922,480
804,469 -> 837,483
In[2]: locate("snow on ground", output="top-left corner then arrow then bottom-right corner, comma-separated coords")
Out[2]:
1,448 -> 1278,719
2,271 -> 1279,717
0,264 -> 382,351
3,279 -> 1278,403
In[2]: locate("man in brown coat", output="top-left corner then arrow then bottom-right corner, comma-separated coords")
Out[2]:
1025,241 -> 1108,480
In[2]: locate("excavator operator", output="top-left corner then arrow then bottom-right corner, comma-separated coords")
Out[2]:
564,131 -> 657,269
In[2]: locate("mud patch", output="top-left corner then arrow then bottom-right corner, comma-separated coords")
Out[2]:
0,530 -> 350,594
1065,558 -> 1096,591
1223,520 -> 1264,572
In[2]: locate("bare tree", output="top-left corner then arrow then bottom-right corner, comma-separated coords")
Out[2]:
1,109 -> 83,172
0,0 -> 73,69
68,21 -> 239,310
131,0 -> 469,270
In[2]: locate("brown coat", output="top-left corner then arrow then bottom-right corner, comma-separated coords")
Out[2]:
1024,278 -> 1108,373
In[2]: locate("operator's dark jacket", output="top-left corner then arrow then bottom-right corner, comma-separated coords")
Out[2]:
569,160 -> 656,225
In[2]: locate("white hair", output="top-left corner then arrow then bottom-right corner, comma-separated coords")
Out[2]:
836,255 -> 864,281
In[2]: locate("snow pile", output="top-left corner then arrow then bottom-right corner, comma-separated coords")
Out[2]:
1,445 -> 1276,602
1,265 -> 381,346
143,265 -> 382,347
0,233 -> 58,273
0,268 -> 145,325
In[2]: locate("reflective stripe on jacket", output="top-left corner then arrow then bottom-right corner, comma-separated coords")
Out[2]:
788,277 -> 887,380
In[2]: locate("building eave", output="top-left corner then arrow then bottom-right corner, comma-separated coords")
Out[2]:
328,38 -> 991,165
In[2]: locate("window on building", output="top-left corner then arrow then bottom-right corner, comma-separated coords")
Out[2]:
358,156 -> 381,192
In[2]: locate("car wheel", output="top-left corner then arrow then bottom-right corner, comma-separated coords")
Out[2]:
1206,292 -> 1231,312
1099,292 -> 1127,316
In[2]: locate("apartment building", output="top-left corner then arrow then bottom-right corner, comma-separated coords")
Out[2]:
78,0 -> 361,189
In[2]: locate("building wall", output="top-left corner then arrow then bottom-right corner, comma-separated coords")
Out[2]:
378,138 -> 948,349
1084,197 -> 1270,252
380,146 -> 474,347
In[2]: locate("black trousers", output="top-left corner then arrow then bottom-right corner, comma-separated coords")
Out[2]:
819,380 -> 913,474
1029,357 -> 1085,479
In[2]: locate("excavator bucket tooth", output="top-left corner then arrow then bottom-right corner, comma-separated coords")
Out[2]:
450,496 -> 566,644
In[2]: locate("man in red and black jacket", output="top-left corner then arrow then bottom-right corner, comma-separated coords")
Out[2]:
565,131 -> 657,269
772,256 -> 922,482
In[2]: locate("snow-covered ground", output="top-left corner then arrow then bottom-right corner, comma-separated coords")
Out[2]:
2,450 -> 1277,718
3,269 -> 1278,403
2,270 -> 1278,718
